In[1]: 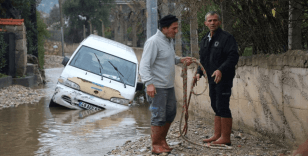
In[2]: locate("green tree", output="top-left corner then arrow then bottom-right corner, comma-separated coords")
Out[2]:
63,0 -> 115,43
47,4 -> 61,28
0,0 -> 40,56
37,11 -> 50,69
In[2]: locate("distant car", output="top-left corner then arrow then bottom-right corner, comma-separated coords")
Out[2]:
50,34 -> 143,110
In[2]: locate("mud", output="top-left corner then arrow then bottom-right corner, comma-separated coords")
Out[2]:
108,116 -> 295,156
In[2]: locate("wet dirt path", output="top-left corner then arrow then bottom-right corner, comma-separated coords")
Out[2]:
0,67 -> 296,156
0,67 -> 152,156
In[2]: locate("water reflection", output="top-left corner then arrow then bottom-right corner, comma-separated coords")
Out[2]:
0,67 -> 152,156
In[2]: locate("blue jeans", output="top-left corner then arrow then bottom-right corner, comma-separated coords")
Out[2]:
147,87 -> 177,126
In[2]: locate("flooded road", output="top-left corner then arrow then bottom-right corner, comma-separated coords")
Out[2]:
0,67 -> 152,156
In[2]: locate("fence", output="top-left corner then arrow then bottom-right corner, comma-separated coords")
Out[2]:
46,0 -> 308,58
104,0 -> 225,58
104,0 -> 308,57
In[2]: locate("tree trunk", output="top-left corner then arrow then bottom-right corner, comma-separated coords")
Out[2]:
89,20 -> 92,35
174,0 -> 182,57
158,0 -> 169,18
102,22 -> 105,37
114,13 -> 119,41
83,24 -> 86,39
132,21 -> 137,47
288,0 -> 302,50
124,19 -> 128,45
30,0 -> 38,57
190,6 -> 198,58
221,0 -> 233,34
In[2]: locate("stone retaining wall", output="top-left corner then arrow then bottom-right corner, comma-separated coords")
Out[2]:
3,24 -> 27,77
44,40 -> 79,56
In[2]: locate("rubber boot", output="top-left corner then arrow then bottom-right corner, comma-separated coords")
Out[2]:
162,122 -> 173,151
203,116 -> 221,143
151,126 -> 172,154
212,117 -> 232,146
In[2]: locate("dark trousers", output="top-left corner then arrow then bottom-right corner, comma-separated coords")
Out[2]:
209,80 -> 233,118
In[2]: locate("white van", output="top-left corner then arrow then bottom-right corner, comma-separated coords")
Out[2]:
50,35 -> 143,110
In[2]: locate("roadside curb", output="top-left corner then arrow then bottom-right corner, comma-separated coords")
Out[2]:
0,76 -> 12,89
12,75 -> 35,88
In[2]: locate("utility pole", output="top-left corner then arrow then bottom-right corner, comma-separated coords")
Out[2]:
146,0 -> 158,39
59,0 -> 64,56
59,0 -> 64,28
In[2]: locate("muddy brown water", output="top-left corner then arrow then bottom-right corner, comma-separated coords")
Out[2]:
0,67 -> 156,156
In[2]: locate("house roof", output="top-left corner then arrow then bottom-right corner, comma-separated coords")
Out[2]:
0,19 -> 24,26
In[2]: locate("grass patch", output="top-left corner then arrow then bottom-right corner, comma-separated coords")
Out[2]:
242,47 -> 253,56
0,73 -> 7,78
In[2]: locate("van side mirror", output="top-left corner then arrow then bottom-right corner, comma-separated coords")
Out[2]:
62,57 -> 70,66
136,82 -> 144,92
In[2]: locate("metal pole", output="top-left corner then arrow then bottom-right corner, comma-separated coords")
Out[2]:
59,0 -> 64,28
146,0 -> 158,39
61,27 -> 64,56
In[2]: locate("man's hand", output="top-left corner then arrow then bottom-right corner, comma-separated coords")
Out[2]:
181,57 -> 193,66
147,84 -> 156,98
212,70 -> 222,84
193,74 -> 200,86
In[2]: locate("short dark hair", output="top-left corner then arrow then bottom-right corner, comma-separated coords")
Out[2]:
159,14 -> 178,30
205,11 -> 221,21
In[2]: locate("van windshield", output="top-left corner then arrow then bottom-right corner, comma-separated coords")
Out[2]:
69,46 -> 136,87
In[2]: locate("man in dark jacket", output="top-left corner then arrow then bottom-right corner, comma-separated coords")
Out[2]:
194,11 -> 239,146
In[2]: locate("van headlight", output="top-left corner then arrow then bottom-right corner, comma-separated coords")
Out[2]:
58,77 -> 80,90
110,98 -> 129,105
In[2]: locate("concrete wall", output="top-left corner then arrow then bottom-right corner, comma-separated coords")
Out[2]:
174,50 -> 308,146
133,47 -> 308,146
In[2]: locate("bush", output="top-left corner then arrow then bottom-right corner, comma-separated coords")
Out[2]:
0,73 -> 7,78
0,32 -> 8,73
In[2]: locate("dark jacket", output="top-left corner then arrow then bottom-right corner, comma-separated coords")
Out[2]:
197,27 -> 239,84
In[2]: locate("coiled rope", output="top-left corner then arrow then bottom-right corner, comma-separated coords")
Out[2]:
178,58 -> 232,150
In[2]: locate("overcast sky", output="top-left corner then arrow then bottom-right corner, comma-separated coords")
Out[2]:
37,0 -> 59,14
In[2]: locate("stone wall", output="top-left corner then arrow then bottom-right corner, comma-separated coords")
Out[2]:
4,24 -> 27,77
44,40 -> 79,56
173,50 -> 308,146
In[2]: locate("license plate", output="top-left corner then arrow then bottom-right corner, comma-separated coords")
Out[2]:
78,102 -> 102,111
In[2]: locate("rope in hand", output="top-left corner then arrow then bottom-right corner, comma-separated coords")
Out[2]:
178,58 -> 232,150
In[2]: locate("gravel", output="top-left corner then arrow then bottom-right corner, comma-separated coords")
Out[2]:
0,85 -> 45,110
0,55 -> 63,110
107,118 -> 295,156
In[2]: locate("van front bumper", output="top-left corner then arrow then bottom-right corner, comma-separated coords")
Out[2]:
52,84 -> 129,110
